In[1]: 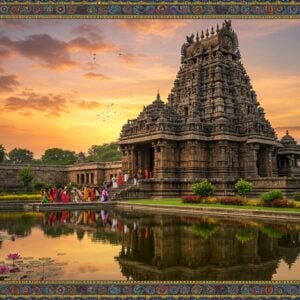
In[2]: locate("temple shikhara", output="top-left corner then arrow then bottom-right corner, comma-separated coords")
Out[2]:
0,20 -> 299,196
119,20 -> 300,197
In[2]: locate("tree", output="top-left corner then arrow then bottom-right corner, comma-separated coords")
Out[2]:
192,179 -> 215,197
235,179 -> 253,199
41,148 -> 77,165
0,145 -> 6,162
86,142 -> 121,162
8,148 -> 33,164
18,167 -> 34,191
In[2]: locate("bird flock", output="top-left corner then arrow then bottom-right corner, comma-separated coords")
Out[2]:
92,54 -> 118,122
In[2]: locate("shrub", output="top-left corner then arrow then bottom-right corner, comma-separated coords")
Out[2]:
33,181 -> 46,191
245,199 -> 262,207
271,199 -> 288,207
67,182 -> 78,189
201,197 -> 219,204
260,190 -> 283,203
293,192 -> 300,201
182,195 -> 201,203
218,196 -> 244,206
18,167 -> 34,192
192,179 -> 215,197
235,179 -> 253,198
288,201 -> 296,208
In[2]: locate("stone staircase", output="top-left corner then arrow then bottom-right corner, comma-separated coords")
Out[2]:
108,182 -> 139,201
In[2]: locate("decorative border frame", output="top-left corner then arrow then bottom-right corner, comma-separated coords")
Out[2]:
0,281 -> 299,298
0,2 -> 299,298
0,1 -> 299,17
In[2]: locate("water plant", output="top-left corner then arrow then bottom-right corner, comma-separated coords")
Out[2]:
3,253 -> 67,281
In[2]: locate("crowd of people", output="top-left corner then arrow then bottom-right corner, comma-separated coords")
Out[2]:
40,169 -> 151,204
41,185 -> 109,204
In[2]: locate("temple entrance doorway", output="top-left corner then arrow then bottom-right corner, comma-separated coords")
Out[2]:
134,143 -> 155,178
257,147 -> 268,177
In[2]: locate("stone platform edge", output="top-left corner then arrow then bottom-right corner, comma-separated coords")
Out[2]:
116,201 -> 300,223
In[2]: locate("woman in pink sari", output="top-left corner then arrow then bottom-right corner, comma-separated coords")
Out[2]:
61,187 -> 69,203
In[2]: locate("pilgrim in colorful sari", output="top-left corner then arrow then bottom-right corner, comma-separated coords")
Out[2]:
83,187 -> 89,201
117,173 -> 123,186
90,187 -> 96,201
41,189 -> 49,203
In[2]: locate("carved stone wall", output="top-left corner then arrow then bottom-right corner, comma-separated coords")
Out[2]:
0,162 -> 122,191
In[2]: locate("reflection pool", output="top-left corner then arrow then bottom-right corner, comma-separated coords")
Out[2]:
0,209 -> 299,281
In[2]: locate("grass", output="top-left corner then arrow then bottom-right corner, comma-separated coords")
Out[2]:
0,194 -> 40,201
124,198 -> 300,213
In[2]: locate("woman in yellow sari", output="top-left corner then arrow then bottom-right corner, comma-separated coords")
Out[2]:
83,186 -> 89,201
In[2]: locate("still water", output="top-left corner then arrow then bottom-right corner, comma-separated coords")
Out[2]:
0,209 -> 299,281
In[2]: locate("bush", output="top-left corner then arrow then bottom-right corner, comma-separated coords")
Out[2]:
245,199 -> 262,207
33,181 -> 46,191
235,179 -> 253,197
182,195 -> 201,203
192,179 -> 215,197
260,190 -> 283,203
218,196 -> 244,206
67,182 -> 78,189
271,199 -> 288,207
18,167 -> 34,192
201,197 -> 219,204
293,192 -> 300,201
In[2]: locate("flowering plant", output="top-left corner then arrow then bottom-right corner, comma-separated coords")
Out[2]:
0,265 -> 9,274
7,253 -> 21,260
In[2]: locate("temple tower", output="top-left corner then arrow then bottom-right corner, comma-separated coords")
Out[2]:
119,20 -> 291,196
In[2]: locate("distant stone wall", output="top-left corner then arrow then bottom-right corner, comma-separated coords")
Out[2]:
0,161 -> 122,191
0,164 -> 68,191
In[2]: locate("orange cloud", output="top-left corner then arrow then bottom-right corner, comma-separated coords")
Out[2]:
3,91 -> 69,116
68,37 -> 116,53
0,33 -> 76,70
118,53 -> 149,67
69,24 -> 117,53
0,74 -> 20,93
117,20 -> 190,38
82,72 -> 112,81
78,101 -> 102,109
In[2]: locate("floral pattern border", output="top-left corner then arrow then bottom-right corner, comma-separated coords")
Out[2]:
0,3 -> 299,17
0,281 -> 299,297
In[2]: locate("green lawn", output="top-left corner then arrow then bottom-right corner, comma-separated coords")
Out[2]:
124,198 -> 300,213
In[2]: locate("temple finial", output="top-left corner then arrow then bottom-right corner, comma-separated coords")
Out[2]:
286,130 -> 289,135
196,32 -> 199,42
211,26 -> 214,35
201,30 -> 204,39
206,29 -> 209,38
216,24 -> 220,33
157,90 -> 160,99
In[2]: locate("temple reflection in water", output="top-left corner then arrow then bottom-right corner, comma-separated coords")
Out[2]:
114,213 -> 300,281
0,209 -> 299,281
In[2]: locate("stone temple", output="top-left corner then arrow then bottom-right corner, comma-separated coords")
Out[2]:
119,20 -> 300,197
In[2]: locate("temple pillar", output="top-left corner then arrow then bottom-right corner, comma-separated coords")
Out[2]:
248,144 -> 259,178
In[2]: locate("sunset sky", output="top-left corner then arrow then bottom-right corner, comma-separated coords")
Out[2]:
0,19 -> 299,158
